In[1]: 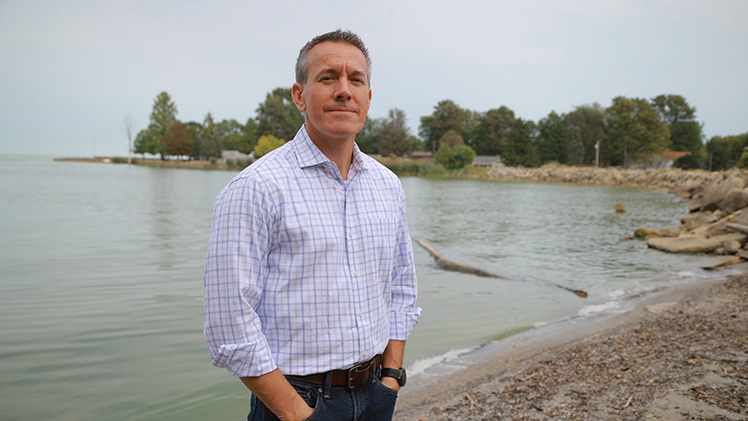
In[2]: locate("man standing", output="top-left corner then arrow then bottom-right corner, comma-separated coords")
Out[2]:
204,30 -> 421,421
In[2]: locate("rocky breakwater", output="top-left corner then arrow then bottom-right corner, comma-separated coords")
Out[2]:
487,164 -> 748,268
635,171 -> 748,269
487,164 -> 723,196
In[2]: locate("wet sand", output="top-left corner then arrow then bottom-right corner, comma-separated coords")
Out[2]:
396,270 -> 748,420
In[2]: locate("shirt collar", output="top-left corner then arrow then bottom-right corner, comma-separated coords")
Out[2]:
293,124 -> 370,172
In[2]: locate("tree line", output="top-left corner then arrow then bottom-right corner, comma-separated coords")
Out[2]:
134,89 -> 746,171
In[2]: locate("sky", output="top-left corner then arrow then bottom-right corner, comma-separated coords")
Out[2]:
0,0 -> 746,157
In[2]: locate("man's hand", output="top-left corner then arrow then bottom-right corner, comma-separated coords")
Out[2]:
379,375 -> 401,392
241,369 -> 313,421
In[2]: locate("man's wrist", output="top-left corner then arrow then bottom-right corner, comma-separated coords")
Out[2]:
380,367 -> 407,387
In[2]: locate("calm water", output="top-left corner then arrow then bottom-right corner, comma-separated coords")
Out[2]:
0,155 -> 721,420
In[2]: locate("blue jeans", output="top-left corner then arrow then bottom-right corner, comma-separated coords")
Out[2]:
247,372 -> 398,421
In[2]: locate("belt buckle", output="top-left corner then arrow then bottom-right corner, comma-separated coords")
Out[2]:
346,359 -> 373,389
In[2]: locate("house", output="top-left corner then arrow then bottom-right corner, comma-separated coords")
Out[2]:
472,155 -> 502,168
222,150 -> 253,162
410,151 -> 435,163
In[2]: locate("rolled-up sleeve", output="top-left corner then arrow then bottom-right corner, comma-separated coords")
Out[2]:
388,186 -> 422,340
203,176 -> 278,377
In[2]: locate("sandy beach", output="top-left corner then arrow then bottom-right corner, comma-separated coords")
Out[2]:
395,270 -> 748,420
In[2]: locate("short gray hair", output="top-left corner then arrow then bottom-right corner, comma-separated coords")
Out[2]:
295,29 -> 371,86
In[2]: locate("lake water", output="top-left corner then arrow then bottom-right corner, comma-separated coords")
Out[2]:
0,155 -> 727,420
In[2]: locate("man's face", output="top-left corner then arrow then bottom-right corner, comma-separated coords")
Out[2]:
292,41 -> 372,143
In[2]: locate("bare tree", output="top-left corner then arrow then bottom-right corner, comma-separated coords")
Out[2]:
124,113 -> 134,165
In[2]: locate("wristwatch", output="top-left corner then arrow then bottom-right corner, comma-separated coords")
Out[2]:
380,367 -> 407,387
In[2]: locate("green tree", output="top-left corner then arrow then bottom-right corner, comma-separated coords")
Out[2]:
254,135 -> 285,158
199,113 -> 222,159
566,125 -> 584,166
737,147 -> 748,169
604,97 -> 670,167
356,117 -> 383,154
449,145 -> 477,169
133,126 -> 159,157
504,118 -> 539,167
434,143 -> 453,167
148,91 -> 178,160
419,100 -> 471,154
379,108 -> 412,157
439,129 -> 464,148
536,111 -> 568,164
565,104 -> 605,165
471,106 -> 515,156
651,94 -> 704,169
256,87 -> 304,141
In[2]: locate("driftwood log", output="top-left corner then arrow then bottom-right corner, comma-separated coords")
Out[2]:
415,239 -> 588,298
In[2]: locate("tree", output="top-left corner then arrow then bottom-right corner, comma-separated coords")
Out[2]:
565,104 -> 605,166
419,100 -> 471,154
471,106 -> 515,156
148,91 -> 178,159
439,129 -> 464,148
254,135 -> 285,158
124,113 -> 133,164
604,97 -> 670,167
356,117 -> 383,154
504,118 -> 539,167
378,108 -> 412,157
134,126 -> 159,157
434,143 -> 452,167
449,145 -> 477,169
737,147 -> 748,169
536,111 -> 568,164
567,125 -> 584,166
162,122 -> 195,159
651,94 -> 704,169
199,113 -> 222,159
255,87 -> 304,142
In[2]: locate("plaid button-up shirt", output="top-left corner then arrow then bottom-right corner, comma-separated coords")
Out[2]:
204,125 -> 421,377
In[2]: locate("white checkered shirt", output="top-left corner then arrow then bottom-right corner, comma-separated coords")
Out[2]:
204,125 -> 421,377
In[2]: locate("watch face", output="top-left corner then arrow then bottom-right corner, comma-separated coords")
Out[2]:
400,368 -> 407,387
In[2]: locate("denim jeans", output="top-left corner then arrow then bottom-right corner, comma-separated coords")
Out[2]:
247,372 -> 398,421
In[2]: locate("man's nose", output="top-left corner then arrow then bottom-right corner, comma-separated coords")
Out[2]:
334,79 -> 352,101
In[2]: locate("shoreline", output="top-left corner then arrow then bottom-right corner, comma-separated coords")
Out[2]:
396,268 -> 748,420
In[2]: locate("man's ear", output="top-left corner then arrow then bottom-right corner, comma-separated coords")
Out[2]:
292,82 -> 306,112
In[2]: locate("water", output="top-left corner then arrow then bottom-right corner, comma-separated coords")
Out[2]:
0,156 -> 724,420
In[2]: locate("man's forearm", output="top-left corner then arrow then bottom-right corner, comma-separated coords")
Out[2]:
240,368 -> 313,421
381,340 -> 406,391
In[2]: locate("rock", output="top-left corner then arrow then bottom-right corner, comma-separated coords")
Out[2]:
620,235 -> 631,242
634,227 -> 661,238
694,255 -> 742,270
723,240 -> 742,254
647,233 -> 747,254
718,189 -> 748,214
679,212 -> 719,231
615,203 -> 627,213
659,226 -> 682,237
646,302 -> 677,314
695,175 -> 747,212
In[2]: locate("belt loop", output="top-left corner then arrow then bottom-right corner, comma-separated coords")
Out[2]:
323,371 -> 332,398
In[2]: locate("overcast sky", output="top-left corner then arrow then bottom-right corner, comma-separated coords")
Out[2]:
1,0 -> 746,157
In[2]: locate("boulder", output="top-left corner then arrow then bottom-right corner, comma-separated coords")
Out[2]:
659,226 -> 682,237
695,175 -> 746,212
634,227 -> 662,238
723,240 -> 742,254
615,203 -> 627,213
647,233 -> 747,254
718,189 -> 748,214
694,255 -> 742,270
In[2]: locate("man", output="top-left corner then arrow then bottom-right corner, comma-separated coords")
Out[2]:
204,29 -> 421,421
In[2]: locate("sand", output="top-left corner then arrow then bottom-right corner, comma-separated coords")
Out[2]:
395,271 -> 748,420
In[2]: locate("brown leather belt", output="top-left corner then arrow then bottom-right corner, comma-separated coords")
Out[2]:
286,355 -> 382,389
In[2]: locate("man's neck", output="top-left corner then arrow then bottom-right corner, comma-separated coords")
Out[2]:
307,130 -> 356,180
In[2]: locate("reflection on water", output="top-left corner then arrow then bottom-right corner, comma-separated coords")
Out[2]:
0,156 -> 717,420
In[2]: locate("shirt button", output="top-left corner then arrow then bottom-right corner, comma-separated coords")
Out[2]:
353,271 -> 359,277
